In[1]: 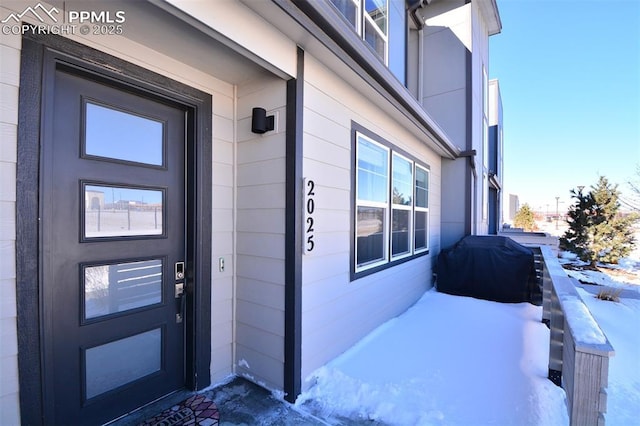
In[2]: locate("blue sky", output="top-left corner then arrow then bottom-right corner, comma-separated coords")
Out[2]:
490,0 -> 640,213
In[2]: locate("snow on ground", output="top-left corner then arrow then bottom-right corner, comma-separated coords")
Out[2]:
297,290 -> 568,425
576,287 -> 640,425
297,247 -> 640,426
569,237 -> 640,425
559,249 -> 640,291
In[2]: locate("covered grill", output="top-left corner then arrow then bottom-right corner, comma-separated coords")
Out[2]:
436,236 -> 541,304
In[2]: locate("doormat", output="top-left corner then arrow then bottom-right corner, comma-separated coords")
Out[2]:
140,394 -> 219,426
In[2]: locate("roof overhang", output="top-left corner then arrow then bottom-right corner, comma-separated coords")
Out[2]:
478,0 -> 502,36
264,0 -> 462,159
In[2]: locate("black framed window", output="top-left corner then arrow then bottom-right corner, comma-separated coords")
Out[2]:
352,126 -> 429,278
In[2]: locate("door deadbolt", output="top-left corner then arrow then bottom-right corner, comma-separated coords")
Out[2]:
175,262 -> 185,280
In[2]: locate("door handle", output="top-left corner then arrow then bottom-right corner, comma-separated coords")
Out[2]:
175,282 -> 185,323
174,262 -> 186,323
175,282 -> 184,298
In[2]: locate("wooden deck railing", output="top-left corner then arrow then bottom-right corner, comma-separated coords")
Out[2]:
535,246 -> 615,426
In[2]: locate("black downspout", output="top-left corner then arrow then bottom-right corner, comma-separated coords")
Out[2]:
284,47 -> 304,403
408,0 -> 426,29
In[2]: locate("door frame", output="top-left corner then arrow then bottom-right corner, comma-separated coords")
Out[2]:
16,33 -> 212,425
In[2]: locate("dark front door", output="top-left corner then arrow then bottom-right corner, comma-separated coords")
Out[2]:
42,64 -> 187,424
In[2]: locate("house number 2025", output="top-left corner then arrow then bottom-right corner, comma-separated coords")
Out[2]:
304,178 -> 315,253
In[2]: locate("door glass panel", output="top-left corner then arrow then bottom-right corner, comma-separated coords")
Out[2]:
85,102 -> 164,166
84,259 -> 162,320
85,328 -> 162,399
84,184 -> 163,238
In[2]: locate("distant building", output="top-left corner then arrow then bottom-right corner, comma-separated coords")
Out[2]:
85,189 -> 105,210
508,194 -> 520,222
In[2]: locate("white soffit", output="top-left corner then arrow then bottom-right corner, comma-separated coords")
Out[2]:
478,0 -> 502,35
425,3 -> 473,52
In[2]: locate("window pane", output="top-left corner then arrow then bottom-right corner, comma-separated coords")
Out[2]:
85,102 -> 163,166
85,328 -> 161,399
392,209 -> 410,256
330,0 -> 358,28
365,0 -> 387,34
357,206 -> 386,266
358,169 -> 388,203
392,154 -> 412,206
357,137 -> 388,203
415,166 -> 429,208
84,259 -> 162,320
84,185 -> 163,238
364,18 -> 386,60
415,211 -> 428,250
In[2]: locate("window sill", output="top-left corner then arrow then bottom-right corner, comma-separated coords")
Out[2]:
351,249 -> 429,282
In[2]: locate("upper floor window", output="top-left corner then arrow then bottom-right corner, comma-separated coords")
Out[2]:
330,0 -> 407,85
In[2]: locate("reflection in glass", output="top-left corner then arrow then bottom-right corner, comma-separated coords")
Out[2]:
365,0 -> 387,34
364,0 -> 387,61
357,137 -> 389,203
356,206 -> 386,266
364,18 -> 386,60
415,166 -> 429,208
392,209 -> 410,256
84,259 -> 162,320
85,102 -> 163,165
392,154 -> 412,206
329,0 -> 357,28
415,211 -> 428,251
85,328 -> 161,399
84,185 -> 163,238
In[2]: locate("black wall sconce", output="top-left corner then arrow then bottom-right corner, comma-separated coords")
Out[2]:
251,107 -> 275,134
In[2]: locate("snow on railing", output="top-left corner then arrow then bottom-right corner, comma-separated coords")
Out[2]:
537,246 -> 614,426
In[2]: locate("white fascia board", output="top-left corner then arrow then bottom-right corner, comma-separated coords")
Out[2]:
476,0 -> 502,36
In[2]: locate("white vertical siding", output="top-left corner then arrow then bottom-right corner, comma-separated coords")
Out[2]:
235,78 -> 287,390
211,91 -> 236,384
300,54 -> 441,386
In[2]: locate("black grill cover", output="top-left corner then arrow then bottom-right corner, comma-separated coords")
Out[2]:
437,236 -> 541,304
